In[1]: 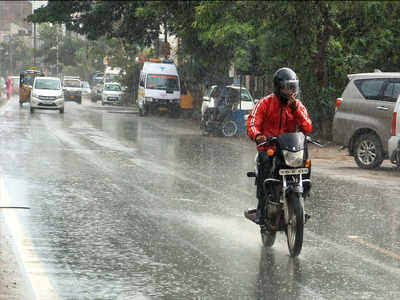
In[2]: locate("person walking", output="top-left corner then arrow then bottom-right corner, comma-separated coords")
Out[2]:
5,76 -> 12,100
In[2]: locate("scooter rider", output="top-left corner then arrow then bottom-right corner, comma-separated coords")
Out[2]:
246,67 -> 312,224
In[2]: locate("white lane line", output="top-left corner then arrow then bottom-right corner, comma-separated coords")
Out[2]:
0,177 -> 59,300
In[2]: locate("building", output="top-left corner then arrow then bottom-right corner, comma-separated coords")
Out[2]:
0,0 -> 33,47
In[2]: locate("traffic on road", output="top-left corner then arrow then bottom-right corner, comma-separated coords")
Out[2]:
0,95 -> 399,299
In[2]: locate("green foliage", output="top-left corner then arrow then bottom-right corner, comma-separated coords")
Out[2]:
27,1 -> 400,136
0,36 -> 33,76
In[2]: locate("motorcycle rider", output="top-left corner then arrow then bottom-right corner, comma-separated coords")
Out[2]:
246,67 -> 312,224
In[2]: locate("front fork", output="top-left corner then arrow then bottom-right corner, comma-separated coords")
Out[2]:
282,174 -> 310,225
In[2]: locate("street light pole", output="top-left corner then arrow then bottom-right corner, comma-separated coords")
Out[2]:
56,25 -> 59,76
33,23 -> 36,66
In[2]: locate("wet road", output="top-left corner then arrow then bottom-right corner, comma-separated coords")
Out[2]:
0,97 -> 399,299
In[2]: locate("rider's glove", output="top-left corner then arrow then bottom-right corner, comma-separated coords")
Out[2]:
288,95 -> 298,112
255,134 -> 267,145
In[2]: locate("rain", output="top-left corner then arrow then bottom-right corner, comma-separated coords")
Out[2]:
0,1 -> 399,299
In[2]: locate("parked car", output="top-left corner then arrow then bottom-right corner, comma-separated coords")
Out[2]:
63,76 -> 82,104
81,81 -> 91,97
101,82 -> 123,105
332,72 -> 400,169
388,95 -> 400,167
30,76 -> 64,113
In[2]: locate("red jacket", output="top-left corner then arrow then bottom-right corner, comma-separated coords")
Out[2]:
247,93 -> 312,150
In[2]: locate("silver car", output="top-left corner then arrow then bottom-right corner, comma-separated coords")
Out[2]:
101,82 -> 123,105
332,72 -> 400,169
81,81 -> 91,97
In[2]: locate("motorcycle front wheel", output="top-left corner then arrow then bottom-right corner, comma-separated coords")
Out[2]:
261,226 -> 276,247
285,192 -> 304,257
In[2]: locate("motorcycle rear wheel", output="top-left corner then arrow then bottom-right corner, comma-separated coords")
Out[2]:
221,120 -> 238,137
261,226 -> 276,247
285,193 -> 304,257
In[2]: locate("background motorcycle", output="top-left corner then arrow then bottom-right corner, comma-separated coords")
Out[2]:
245,132 -> 322,257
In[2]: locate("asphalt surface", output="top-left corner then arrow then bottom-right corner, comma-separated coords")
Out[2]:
0,95 -> 399,299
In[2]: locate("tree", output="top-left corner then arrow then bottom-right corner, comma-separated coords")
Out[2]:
0,36 -> 33,76
27,1 -> 400,136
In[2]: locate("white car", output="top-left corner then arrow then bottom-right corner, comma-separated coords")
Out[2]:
101,82 -> 123,105
30,77 -> 64,113
81,81 -> 91,97
389,95 -> 400,167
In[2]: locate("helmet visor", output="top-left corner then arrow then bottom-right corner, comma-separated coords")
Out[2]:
280,80 -> 299,96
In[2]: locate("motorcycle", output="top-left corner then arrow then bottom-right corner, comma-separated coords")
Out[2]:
245,132 -> 323,257
200,103 -> 246,137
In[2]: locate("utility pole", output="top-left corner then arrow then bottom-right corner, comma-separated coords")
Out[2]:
33,23 -> 36,65
9,36 -> 12,75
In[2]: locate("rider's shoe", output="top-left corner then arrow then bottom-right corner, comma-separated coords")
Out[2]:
254,208 -> 265,225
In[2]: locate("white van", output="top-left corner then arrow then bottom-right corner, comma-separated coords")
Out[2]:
137,61 -> 181,116
30,76 -> 64,113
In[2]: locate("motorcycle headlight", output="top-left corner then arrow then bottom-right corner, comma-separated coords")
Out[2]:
282,150 -> 304,167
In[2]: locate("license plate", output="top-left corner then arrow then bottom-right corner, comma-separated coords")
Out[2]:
44,100 -> 52,104
279,168 -> 309,175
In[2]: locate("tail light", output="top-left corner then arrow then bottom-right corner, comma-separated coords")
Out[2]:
335,98 -> 343,109
391,112 -> 397,136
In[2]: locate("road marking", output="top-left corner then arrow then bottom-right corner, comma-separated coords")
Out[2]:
348,235 -> 400,261
0,177 -> 59,300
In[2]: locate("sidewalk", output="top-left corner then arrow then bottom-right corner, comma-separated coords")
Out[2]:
0,216 -> 29,300
0,95 -> 30,299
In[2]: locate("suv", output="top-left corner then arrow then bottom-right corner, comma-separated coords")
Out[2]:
332,72 -> 400,169
388,95 -> 400,167
63,76 -> 82,104
30,77 -> 64,113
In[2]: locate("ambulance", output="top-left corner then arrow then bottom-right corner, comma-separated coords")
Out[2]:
137,59 -> 181,117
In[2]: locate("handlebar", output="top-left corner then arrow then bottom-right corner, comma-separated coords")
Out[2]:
257,137 -> 277,147
306,136 -> 324,148
257,135 -> 324,148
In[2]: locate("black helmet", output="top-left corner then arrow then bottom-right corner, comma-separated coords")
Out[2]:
273,67 -> 299,102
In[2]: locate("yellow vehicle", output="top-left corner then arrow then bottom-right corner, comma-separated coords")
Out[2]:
19,69 -> 44,106
180,82 -> 194,117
